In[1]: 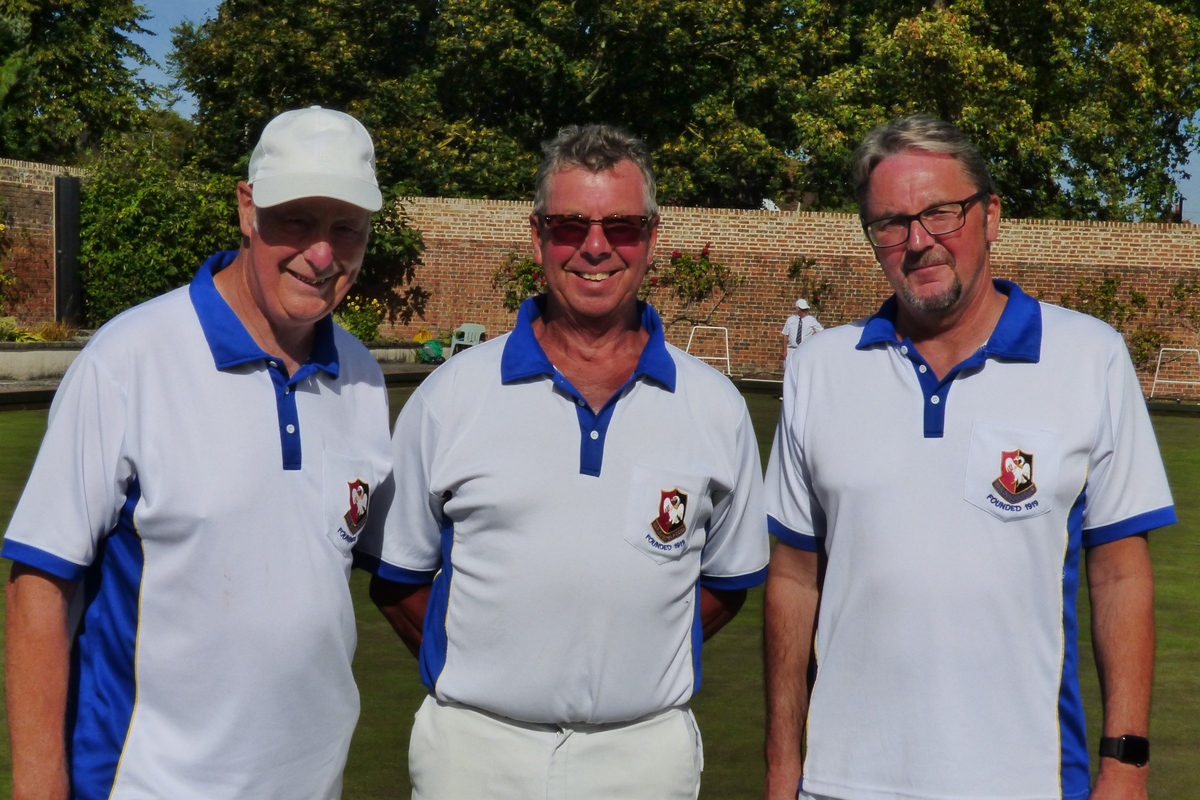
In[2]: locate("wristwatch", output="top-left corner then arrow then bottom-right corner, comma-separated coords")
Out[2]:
1098,735 -> 1150,767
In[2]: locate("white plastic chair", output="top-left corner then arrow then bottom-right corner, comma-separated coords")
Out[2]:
448,323 -> 487,356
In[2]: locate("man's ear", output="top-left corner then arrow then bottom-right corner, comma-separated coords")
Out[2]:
237,182 -> 256,241
529,213 -> 544,266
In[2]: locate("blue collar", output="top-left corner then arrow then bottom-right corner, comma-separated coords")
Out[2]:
189,250 -> 340,378
856,279 -> 1041,362
500,295 -> 677,391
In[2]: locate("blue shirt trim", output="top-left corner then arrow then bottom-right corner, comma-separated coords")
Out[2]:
1082,505 -> 1177,549
855,281 -> 1042,438
500,296 -> 676,476
767,515 -> 819,552
500,295 -> 676,390
373,561 -> 439,585
1,539 -> 87,582
188,251 -> 341,470
700,567 -> 768,591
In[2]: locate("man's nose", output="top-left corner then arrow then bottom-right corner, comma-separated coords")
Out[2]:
306,239 -> 334,270
905,218 -> 934,250
580,221 -> 613,257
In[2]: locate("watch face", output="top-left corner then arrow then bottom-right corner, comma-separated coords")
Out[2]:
1120,736 -> 1150,767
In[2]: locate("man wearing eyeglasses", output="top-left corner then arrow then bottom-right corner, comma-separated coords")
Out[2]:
367,123 -> 768,799
763,114 -> 1174,800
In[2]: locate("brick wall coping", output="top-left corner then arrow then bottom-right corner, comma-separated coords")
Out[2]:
399,195 -> 1200,232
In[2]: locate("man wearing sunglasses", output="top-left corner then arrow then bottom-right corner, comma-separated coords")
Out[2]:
763,115 -> 1174,800
369,123 -> 768,799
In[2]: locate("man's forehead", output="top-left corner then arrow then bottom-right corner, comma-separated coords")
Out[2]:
544,161 -> 647,208
257,195 -> 372,221
863,150 -> 976,212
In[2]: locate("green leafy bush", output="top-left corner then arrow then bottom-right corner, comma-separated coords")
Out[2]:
354,187 -> 428,325
80,134 -> 239,326
334,296 -> 385,342
492,253 -> 545,312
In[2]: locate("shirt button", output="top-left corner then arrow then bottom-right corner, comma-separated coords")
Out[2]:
286,424 -> 296,434
590,430 -> 599,440
918,365 -> 927,374
269,361 -> 278,368
930,396 -> 940,405
900,346 -> 909,355
577,398 -> 585,406
284,387 -> 291,395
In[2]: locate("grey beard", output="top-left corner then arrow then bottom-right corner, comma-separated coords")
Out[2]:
900,275 -> 962,313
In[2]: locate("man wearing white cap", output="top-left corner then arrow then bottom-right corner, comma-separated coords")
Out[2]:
782,298 -> 823,362
4,106 -> 391,799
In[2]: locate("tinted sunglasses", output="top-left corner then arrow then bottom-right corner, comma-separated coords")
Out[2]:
540,214 -> 654,248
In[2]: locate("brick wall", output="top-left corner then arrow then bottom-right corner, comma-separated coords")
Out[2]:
0,159 -> 85,324
390,197 -> 1200,398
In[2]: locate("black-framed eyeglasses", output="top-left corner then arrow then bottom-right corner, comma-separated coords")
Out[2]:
539,214 -> 654,248
862,189 -> 990,248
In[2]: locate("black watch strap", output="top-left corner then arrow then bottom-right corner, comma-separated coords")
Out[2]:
1099,735 -> 1150,767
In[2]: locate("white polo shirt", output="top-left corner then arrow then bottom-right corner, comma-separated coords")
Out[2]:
369,297 -> 769,725
2,251 -> 392,800
765,281 -> 1175,800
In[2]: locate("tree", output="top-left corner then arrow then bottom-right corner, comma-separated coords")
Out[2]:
791,0 -> 1200,218
79,125 -> 240,325
173,0 -> 1200,219
0,0 -> 160,164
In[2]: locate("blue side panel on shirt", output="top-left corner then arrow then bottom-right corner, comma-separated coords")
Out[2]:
1059,489 -> 1090,800
68,480 -> 144,800
419,520 -> 456,692
690,582 -> 703,695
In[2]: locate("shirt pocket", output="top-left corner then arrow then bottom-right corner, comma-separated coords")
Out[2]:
323,452 -> 378,559
964,422 -> 1061,523
623,463 -> 710,564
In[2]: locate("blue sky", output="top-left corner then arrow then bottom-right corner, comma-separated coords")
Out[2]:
128,0 -> 216,118
128,0 -> 1200,221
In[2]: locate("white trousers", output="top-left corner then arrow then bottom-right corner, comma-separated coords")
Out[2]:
409,696 -> 703,800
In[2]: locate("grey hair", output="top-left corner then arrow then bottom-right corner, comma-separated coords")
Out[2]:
532,124 -> 657,216
850,114 -> 996,214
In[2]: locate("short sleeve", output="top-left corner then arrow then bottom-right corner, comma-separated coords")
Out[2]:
763,356 -> 824,552
375,388 -> 446,584
2,351 -> 134,580
698,404 -> 769,590
1080,340 -> 1176,548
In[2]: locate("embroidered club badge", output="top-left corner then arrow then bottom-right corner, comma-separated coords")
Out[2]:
991,450 -> 1036,504
651,489 -> 688,543
344,479 -> 371,535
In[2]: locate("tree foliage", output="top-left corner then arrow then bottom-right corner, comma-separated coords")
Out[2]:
80,125 -> 240,325
172,0 -> 1200,220
0,0 -> 159,163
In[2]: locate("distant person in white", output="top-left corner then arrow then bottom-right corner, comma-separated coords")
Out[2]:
763,114 -> 1175,800
366,124 -> 769,800
3,107 -> 391,799
781,298 -> 823,361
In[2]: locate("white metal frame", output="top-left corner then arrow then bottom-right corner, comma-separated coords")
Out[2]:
685,326 -> 731,375
1150,347 -> 1200,398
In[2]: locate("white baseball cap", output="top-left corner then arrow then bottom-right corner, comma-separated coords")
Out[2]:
796,298 -> 810,310
248,106 -> 383,212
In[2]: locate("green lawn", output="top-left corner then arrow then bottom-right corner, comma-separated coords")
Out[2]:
0,393 -> 1196,797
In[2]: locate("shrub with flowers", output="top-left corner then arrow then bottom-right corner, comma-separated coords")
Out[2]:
653,242 -> 739,305
492,253 -> 546,312
335,295 -> 386,342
